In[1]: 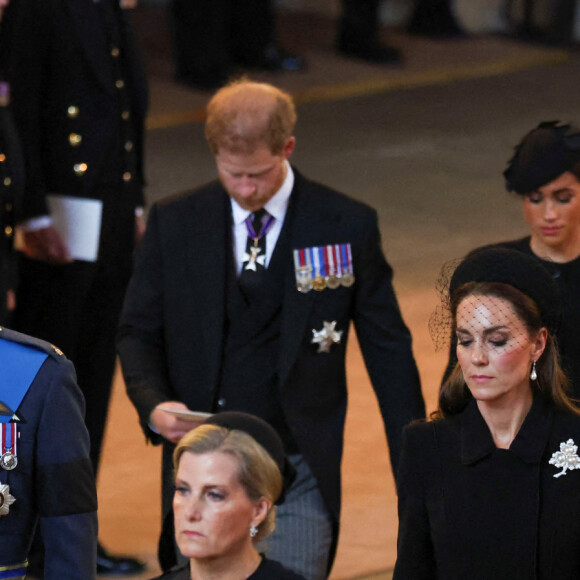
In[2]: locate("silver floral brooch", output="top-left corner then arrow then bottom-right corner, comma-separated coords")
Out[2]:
549,439 -> 580,478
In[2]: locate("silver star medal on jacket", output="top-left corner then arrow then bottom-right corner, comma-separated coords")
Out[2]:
293,243 -> 355,293
312,321 -> 343,353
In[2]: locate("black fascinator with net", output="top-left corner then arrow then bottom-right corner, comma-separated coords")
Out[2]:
430,247 -> 562,351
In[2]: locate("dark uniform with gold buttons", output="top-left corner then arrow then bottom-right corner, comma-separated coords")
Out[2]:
0,326 -> 97,579
5,0 -> 147,572
7,0 -> 147,473
0,81 -> 23,326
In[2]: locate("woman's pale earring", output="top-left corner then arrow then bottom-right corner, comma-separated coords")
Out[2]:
250,525 -> 258,538
530,360 -> 537,381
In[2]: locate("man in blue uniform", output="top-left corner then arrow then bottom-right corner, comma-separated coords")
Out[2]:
0,2 -> 99,575
0,326 -> 98,578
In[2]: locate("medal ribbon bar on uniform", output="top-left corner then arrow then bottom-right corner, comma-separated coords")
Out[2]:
0,340 -> 49,423
1,422 -> 18,470
293,243 -> 355,292
310,246 -> 326,290
326,245 -> 336,276
1,424 -> 16,458
293,248 -> 313,293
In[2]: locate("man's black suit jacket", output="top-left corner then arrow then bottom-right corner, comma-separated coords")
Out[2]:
118,169 -> 425,524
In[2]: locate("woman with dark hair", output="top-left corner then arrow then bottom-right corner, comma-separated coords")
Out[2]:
444,121 -> 580,398
394,247 -> 580,579
150,412 -> 305,580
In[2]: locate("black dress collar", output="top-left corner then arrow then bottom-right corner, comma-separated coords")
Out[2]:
460,395 -> 553,465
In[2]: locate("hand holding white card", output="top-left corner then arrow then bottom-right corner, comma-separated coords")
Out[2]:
47,195 -> 103,262
158,407 -> 212,422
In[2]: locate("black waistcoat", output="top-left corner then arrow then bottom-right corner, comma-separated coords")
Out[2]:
216,208 -> 298,452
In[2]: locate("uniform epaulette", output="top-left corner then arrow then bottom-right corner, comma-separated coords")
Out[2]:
0,326 -> 66,361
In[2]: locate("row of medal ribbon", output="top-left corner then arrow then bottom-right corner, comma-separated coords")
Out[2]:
293,243 -> 355,293
0,422 -> 17,471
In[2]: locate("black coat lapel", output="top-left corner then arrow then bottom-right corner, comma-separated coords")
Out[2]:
278,173 -> 327,387
187,189 -> 229,391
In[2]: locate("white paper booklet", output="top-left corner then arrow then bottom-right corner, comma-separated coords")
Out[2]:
47,195 -> 103,262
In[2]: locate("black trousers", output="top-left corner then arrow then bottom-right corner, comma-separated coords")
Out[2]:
14,190 -> 135,476
339,0 -> 381,43
168,0 -> 274,77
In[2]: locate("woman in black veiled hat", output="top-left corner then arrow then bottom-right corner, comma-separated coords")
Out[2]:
394,247 -> 580,579
444,121 -> 580,400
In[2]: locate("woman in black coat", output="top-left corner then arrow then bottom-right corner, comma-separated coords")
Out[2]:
444,121 -> 580,398
394,248 -> 580,579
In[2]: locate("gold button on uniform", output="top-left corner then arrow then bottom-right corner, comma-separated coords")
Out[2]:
69,133 -> 82,146
125,141 -> 133,152
121,110 -> 130,121
115,79 -> 125,89
123,172 -> 132,182
111,47 -> 120,58
4,226 -> 13,237
5,203 -> 12,212
74,163 -> 88,175
67,105 -> 79,118
3,177 -> 11,186
0,154 -> 5,163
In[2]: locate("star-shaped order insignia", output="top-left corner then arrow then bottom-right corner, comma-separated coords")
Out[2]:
311,321 -> 343,353
549,438 -> 580,478
243,246 -> 266,271
0,482 -> 15,516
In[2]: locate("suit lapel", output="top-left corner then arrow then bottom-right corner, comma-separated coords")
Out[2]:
278,175 -> 327,388
66,0 -> 114,92
187,189 -> 229,392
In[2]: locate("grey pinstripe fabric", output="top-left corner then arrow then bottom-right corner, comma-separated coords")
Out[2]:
257,454 -> 333,580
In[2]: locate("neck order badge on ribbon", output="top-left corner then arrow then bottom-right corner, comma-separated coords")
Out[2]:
242,211 -> 276,272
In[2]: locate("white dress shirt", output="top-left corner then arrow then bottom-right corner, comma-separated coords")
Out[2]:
230,161 -> 294,275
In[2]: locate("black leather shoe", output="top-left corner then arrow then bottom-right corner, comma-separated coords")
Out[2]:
97,543 -> 146,576
337,39 -> 402,65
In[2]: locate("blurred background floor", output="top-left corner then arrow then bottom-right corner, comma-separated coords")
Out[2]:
94,2 -> 580,578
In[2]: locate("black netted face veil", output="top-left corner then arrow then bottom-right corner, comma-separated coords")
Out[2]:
429,247 -> 561,351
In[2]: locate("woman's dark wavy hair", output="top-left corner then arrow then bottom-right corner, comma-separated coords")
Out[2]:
434,281 -> 578,419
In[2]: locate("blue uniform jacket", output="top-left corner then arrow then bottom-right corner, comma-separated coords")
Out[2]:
0,327 -> 97,579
